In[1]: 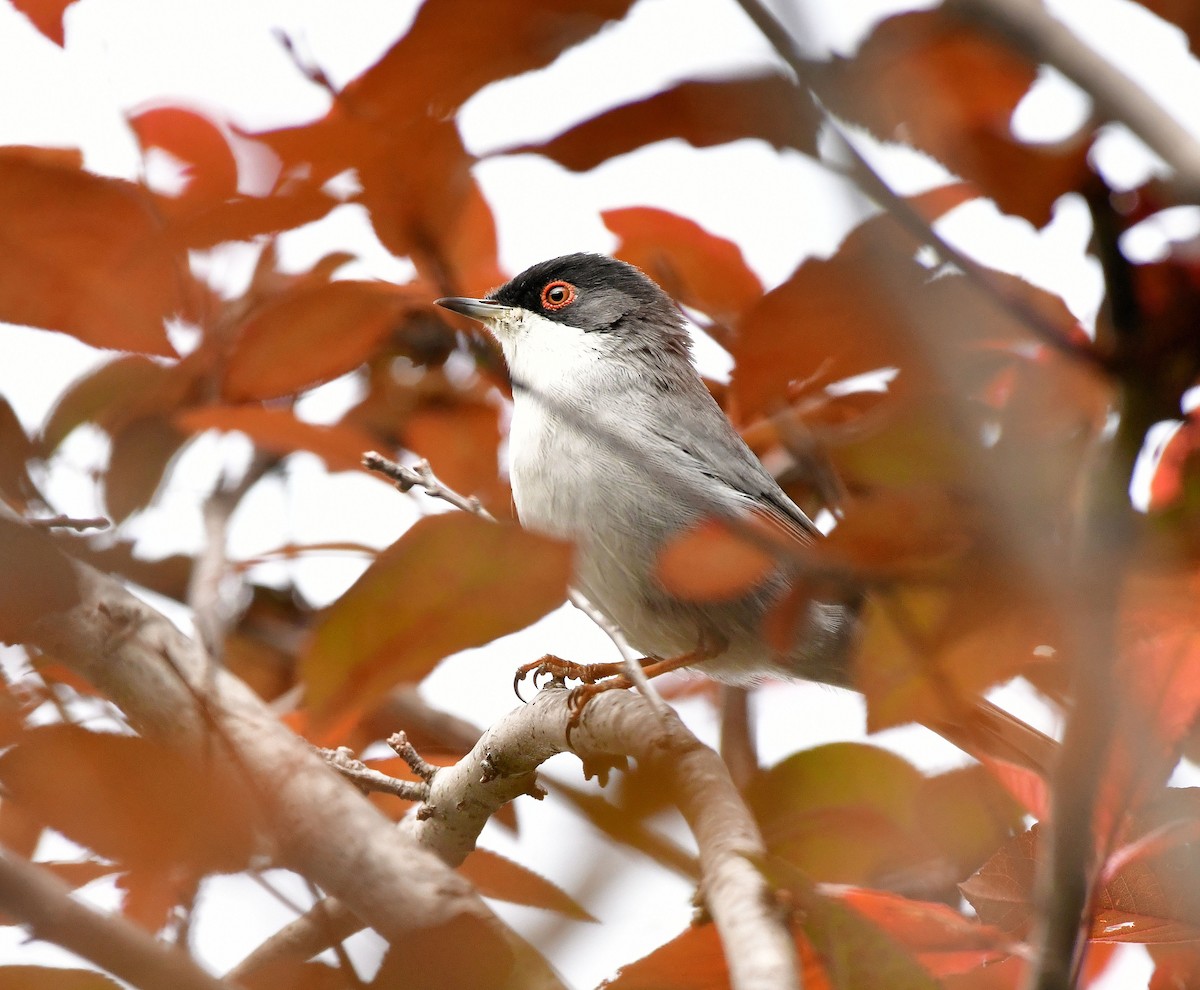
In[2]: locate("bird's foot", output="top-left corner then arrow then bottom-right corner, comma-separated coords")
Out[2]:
512,655 -> 640,702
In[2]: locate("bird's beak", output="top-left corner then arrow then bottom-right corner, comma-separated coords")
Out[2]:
435,297 -> 513,324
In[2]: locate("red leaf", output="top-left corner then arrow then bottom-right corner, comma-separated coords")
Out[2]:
176,406 -> 379,473
300,513 -> 572,721
224,281 -> 418,401
510,74 -> 820,172
0,968 -> 121,990
11,0 -> 78,45
0,148 -> 188,354
604,207 -> 763,328
128,106 -> 239,206
459,848 -> 596,921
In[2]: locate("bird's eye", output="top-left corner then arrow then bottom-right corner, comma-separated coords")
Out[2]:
540,280 -> 576,311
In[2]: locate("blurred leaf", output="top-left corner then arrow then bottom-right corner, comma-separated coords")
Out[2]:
0,968 -> 121,990
831,888 -> 1009,976
239,959 -> 359,990
1132,1 -> 1200,58
460,848 -> 596,921
655,514 -> 779,602
600,922 -> 834,990
41,355 -> 175,453
177,406 -> 377,473
605,207 -> 762,328
0,725 -> 257,882
224,280 -> 417,401
104,417 -> 185,523
404,400 -> 504,508
0,398 -> 37,506
0,147 -> 188,354
10,0 -> 78,45
301,513 -> 571,718
815,7 -> 1092,225
509,74 -> 820,171
1148,418 -> 1200,511
129,106 -> 239,207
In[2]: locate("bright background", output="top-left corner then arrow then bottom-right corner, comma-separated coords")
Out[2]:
2,0 -> 1197,984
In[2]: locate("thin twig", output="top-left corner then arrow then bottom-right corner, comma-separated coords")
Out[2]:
387,730 -> 437,782
317,745 -> 430,802
24,514 -> 110,531
363,452 -> 495,520
733,0 -> 1111,371
949,0 -> 1200,204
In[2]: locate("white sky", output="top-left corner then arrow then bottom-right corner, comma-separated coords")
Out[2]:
3,0 -> 1198,984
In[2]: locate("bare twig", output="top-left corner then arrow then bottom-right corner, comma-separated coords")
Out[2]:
234,689 -> 799,990
24,514 -> 110,531
387,730 -> 437,782
363,452 -> 494,520
733,0 -> 1110,371
317,745 -> 429,801
0,844 -> 235,990
949,0 -> 1200,204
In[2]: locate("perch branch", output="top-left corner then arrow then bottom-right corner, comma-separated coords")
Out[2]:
234,688 -> 798,990
0,844 -> 235,990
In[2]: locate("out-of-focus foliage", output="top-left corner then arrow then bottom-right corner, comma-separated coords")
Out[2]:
3,0 -> 1200,986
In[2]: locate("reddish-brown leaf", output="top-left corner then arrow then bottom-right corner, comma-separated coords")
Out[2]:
224,281 -> 417,401
40,355 -> 175,453
128,106 -> 239,207
404,400 -> 504,509
10,0 -> 78,45
176,406 -> 378,473
0,148 -> 187,354
300,513 -> 571,719
0,398 -> 36,507
604,207 -> 763,327
0,725 -> 256,875
510,74 -> 820,172
654,514 -> 779,603
459,848 -> 596,921
815,7 -> 1092,225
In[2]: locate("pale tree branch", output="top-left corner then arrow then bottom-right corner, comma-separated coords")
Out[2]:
949,0 -> 1200,204
0,513 -> 562,988
24,515 -> 110,532
234,688 -> 799,990
0,844 -> 235,990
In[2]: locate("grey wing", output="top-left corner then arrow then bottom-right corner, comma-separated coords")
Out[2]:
646,393 -> 821,548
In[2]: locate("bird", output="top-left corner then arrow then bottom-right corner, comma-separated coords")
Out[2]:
436,253 -> 1055,771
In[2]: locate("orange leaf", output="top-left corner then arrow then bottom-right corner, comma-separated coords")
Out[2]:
224,281 -> 417,401
176,406 -> 378,473
0,148 -> 187,355
604,207 -> 763,327
510,74 -> 821,171
11,0 -> 77,45
0,967 -> 122,989
654,514 -> 778,602
459,849 -> 596,921
300,513 -> 571,720
129,106 -> 238,206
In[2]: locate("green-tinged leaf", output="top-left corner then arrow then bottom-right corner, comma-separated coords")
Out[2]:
0,967 -> 122,990
40,356 -> 173,453
104,417 -> 185,523
460,848 -> 596,922
301,513 -> 571,717
0,147 -> 187,354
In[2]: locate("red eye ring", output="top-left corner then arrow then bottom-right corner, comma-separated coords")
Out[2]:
541,280 -> 576,311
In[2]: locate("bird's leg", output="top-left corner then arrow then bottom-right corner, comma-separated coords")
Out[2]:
513,655 -> 653,701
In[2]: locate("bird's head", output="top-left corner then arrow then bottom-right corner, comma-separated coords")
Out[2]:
436,253 -> 692,390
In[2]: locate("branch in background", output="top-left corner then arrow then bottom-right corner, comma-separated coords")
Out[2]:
234,688 -> 799,990
733,0 -> 1111,371
949,0 -> 1200,204
0,844 -> 234,990
24,515 -> 111,532
719,685 -> 758,790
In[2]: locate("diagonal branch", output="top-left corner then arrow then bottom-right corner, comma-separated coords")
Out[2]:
0,844 -> 235,990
